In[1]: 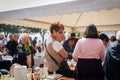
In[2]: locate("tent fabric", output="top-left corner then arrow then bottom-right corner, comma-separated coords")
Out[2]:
0,0 -> 120,32
23,9 -> 120,32
1,8 -> 120,32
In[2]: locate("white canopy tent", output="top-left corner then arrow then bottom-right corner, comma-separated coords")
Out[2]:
0,0 -> 120,32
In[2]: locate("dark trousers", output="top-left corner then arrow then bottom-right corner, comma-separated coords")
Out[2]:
106,57 -> 120,80
74,58 -> 104,80
0,60 -> 12,70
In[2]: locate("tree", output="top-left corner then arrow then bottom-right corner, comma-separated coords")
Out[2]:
0,24 -> 20,37
26,27 -> 47,43
0,24 -> 48,42
27,27 -> 41,33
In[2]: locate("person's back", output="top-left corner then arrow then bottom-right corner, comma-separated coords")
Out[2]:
32,37 -> 37,48
70,32 -> 79,45
75,38 -> 104,59
73,24 -> 105,80
105,31 -> 120,80
63,33 -> 79,46
37,40 -> 41,53
63,37 -> 75,53
110,36 -> 116,42
99,33 -> 109,47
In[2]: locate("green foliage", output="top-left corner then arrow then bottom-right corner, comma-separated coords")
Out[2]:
0,24 -> 19,33
76,32 -> 84,38
26,27 -> 41,33
0,24 -> 43,34
0,24 -> 20,37
0,24 -> 47,42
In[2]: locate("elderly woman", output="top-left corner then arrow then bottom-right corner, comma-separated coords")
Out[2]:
12,34 -> 36,68
104,31 -> 120,80
45,22 -> 73,77
73,24 -> 105,80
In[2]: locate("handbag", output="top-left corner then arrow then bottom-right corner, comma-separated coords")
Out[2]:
45,40 -> 73,77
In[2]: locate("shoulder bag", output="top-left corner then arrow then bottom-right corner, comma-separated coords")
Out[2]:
45,40 -> 73,77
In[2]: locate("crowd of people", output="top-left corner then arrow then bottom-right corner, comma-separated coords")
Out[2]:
0,30 -> 43,71
45,22 -> 120,80
0,21 -> 120,80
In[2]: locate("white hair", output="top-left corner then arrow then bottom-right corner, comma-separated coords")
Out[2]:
20,33 -> 29,40
116,31 -> 120,40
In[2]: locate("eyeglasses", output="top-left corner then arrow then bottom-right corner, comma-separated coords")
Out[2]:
59,31 -> 64,34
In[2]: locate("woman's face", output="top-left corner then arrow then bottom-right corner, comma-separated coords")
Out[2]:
21,37 -> 29,45
53,29 -> 65,42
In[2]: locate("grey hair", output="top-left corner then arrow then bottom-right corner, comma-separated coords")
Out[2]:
116,31 -> 120,40
20,33 -> 29,40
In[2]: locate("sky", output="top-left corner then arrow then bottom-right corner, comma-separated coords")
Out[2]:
0,0 -> 75,12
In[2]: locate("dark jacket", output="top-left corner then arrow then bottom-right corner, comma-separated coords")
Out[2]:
104,40 -> 120,80
5,40 -> 18,56
12,44 -> 36,67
